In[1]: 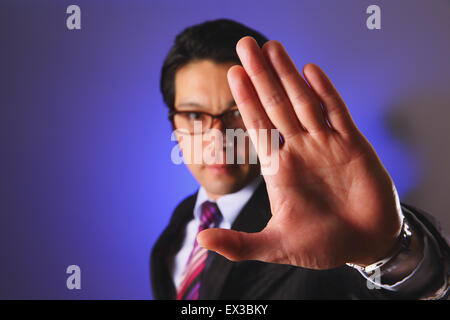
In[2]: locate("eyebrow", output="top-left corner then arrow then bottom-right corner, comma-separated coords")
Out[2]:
175,100 -> 236,110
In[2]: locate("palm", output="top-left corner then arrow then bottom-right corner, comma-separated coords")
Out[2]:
198,37 -> 402,269
264,128 -> 401,269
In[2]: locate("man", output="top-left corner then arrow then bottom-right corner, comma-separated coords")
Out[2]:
151,19 -> 449,299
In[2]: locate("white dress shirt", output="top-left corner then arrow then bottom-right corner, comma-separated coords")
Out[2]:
172,176 -> 263,289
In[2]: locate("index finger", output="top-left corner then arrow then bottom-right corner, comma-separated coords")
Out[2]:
236,36 -> 302,139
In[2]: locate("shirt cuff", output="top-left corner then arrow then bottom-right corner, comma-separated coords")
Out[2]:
360,209 -> 449,298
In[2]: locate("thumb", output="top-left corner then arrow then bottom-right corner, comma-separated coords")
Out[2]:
197,228 -> 279,262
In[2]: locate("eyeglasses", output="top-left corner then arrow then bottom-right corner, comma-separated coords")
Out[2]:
169,107 -> 244,134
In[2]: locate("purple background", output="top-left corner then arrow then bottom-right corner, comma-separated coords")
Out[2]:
1,0 -> 449,299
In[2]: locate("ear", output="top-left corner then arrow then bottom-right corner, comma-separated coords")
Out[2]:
176,131 -> 196,165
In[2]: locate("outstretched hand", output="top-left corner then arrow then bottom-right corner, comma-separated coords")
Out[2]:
197,37 -> 403,269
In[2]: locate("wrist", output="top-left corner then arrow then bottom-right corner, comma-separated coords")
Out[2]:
347,215 -> 415,274
380,217 -> 424,284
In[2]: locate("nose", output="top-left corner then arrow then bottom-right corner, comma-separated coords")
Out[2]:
207,117 -> 231,150
210,116 -> 225,132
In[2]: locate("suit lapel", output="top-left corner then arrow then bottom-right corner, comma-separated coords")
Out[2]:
200,181 -> 272,299
151,192 -> 197,299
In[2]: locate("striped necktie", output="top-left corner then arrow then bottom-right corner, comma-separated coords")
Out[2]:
176,201 -> 222,300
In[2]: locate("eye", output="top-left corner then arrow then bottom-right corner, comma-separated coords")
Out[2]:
231,109 -> 241,118
187,112 -> 204,121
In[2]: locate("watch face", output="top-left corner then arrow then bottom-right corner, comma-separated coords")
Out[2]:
401,218 -> 413,249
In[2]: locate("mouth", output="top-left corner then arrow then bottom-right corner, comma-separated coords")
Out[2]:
205,163 -> 236,173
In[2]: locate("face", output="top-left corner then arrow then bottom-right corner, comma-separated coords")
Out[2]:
173,59 -> 260,199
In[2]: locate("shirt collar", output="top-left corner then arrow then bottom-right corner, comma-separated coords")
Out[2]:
193,175 -> 263,226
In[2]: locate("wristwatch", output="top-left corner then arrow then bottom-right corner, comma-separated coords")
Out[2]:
346,216 -> 413,274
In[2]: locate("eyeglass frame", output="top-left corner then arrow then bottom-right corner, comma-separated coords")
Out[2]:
168,106 -> 243,134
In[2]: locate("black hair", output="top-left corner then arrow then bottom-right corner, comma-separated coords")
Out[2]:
160,18 -> 269,114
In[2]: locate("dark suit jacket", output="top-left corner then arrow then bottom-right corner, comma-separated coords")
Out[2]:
150,182 -> 449,299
